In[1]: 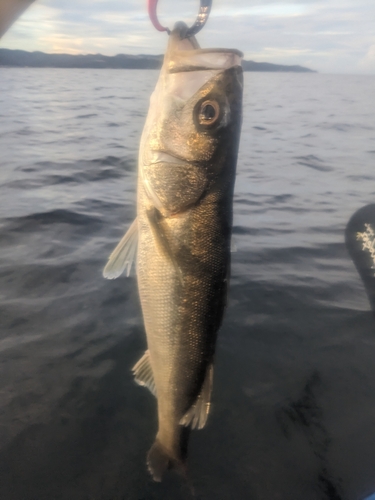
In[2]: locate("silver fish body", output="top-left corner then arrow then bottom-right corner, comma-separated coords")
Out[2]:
104,22 -> 243,481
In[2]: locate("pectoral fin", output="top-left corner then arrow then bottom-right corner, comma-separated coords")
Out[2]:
143,176 -> 168,215
146,208 -> 183,284
103,218 -> 138,279
180,363 -> 213,430
132,350 -> 157,397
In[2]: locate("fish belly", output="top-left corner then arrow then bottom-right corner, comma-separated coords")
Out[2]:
137,185 -> 229,453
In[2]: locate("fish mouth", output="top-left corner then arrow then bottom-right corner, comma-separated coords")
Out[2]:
145,151 -> 191,167
166,22 -> 243,73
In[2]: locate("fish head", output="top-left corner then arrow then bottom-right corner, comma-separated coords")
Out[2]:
141,23 -> 243,215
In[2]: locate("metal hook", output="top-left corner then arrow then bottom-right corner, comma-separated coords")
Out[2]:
147,0 -> 212,38
185,0 -> 212,38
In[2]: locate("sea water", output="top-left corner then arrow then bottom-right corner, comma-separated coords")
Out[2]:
0,68 -> 375,499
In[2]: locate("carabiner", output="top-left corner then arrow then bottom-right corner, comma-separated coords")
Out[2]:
147,0 -> 212,38
185,0 -> 212,38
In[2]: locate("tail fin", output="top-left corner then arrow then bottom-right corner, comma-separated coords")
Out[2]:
147,440 -> 173,482
147,439 -> 187,482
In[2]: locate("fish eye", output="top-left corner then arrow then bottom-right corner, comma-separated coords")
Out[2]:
198,100 -> 220,126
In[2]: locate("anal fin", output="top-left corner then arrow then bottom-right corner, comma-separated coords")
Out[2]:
180,363 -> 213,430
103,218 -> 138,279
132,350 -> 157,397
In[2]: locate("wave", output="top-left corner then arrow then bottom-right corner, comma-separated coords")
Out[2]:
294,155 -> 333,172
9,209 -> 100,227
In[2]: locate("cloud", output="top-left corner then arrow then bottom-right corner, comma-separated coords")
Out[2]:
358,44 -> 375,72
1,0 -> 375,73
211,3 -> 312,17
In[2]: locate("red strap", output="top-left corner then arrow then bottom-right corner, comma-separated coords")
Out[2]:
147,0 -> 168,32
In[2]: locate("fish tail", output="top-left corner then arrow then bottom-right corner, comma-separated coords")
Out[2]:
147,439 -> 187,482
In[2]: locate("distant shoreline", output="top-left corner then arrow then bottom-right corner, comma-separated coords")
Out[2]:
0,48 -> 316,73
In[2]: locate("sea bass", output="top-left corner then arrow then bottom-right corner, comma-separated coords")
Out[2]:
104,21 -> 243,481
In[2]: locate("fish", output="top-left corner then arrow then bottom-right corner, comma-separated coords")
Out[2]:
104,21 -> 243,481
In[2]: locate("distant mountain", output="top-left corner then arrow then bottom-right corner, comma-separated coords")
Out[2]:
0,48 -> 316,72
0,49 -> 163,69
242,60 -> 315,73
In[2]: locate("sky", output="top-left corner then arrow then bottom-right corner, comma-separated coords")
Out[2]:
1,0 -> 375,74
